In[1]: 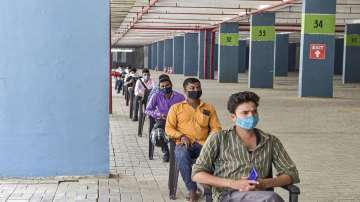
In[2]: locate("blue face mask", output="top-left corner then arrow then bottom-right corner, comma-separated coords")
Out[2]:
160,86 -> 172,95
235,115 -> 259,130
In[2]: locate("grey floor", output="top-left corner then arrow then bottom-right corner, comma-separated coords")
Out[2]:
0,71 -> 359,202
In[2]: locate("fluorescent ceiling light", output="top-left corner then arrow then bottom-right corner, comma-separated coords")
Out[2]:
111,48 -> 134,53
258,5 -> 271,9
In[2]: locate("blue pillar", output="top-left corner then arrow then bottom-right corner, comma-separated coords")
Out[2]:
164,39 -> 173,70
198,31 -> 205,79
274,34 -> 289,77
147,45 -> 151,69
288,43 -> 297,72
157,41 -> 164,71
238,40 -> 247,73
0,1 -> 108,177
218,22 -> 239,83
214,44 -> 218,72
343,24 -> 360,83
173,36 -> 184,74
334,38 -> 344,75
249,13 -> 275,88
198,30 -> 212,79
184,33 -> 199,76
151,43 -> 157,69
299,0 -> 336,97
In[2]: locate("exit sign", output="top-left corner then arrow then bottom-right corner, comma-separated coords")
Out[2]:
309,44 -> 326,60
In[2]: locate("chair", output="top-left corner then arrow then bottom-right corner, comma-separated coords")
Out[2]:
128,87 -> 135,119
137,89 -> 150,137
167,140 -> 300,202
148,116 -> 155,160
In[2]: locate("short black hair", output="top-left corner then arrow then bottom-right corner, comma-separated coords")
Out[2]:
142,68 -> 150,74
130,67 -> 137,73
183,77 -> 201,89
158,74 -> 170,81
227,91 -> 260,114
159,77 -> 172,85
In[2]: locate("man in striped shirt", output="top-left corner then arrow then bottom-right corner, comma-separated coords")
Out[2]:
192,91 -> 300,202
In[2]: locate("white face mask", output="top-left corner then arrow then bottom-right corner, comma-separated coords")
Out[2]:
143,75 -> 150,81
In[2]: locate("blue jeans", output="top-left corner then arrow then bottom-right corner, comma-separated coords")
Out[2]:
175,143 -> 202,191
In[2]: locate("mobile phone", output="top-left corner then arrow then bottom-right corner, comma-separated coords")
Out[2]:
248,167 -> 258,181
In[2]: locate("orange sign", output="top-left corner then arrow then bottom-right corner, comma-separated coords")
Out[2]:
309,44 -> 326,60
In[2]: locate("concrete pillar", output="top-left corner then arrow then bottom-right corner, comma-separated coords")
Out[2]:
274,34 -> 289,77
164,39 -> 173,70
334,38 -> 344,75
157,41 -> 164,71
218,22 -> 239,83
173,36 -> 184,74
343,24 -> 360,83
249,12 -> 276,88
184,33 -> 199,76
238,40 -> 247,73
288,43 -> 297,72
0,1 -> 109,177
214,44 -> 218,72
151,43 -> 157,69
299,0 -> 336,97
198,30 -> 213,79
145,46 -> 150,69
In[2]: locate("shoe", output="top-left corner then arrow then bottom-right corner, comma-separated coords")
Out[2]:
186,190 -> 200,202
132,117 -> 138,122
162,155 -> 169,163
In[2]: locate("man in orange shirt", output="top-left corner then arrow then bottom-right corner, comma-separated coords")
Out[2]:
166,78 -> 221,202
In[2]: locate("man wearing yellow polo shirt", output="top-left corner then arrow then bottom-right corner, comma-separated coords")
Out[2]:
166,77 -> 221,202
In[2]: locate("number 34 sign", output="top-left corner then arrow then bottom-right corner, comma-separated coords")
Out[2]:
309,44 -> 326,60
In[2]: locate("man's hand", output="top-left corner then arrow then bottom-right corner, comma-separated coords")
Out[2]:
228,177 -> 259,192
255,178 -> 275,190
160,114 -> 167,120
180,135 -> 191,148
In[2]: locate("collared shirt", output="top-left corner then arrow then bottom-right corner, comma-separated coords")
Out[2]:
134,78 -> 155,96
192,128 -> 300,202
165,101 -> 221,145
145,91 -> 185,119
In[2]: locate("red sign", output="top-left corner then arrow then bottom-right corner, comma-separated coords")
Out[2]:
309,44 -> 326,60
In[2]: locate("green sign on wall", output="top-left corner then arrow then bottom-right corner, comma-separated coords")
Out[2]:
302,14 -> 336,35
345,34 -> 360,47
251,26 -> 275,41
220,33 -> 239,46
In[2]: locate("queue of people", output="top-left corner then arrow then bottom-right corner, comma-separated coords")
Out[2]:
115,68 -> 299,202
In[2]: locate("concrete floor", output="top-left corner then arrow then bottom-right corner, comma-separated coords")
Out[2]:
0,71 -> 359,202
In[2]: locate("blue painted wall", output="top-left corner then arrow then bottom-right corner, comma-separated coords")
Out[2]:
0,0 -> 109,177
157,41 -> 165,70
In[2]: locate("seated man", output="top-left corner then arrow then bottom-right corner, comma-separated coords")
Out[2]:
192,91 -> 300,202
147,74 -> 171,135
132,68 -> 155,121
145,76 -> 185,162
166,78 -> 221,202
